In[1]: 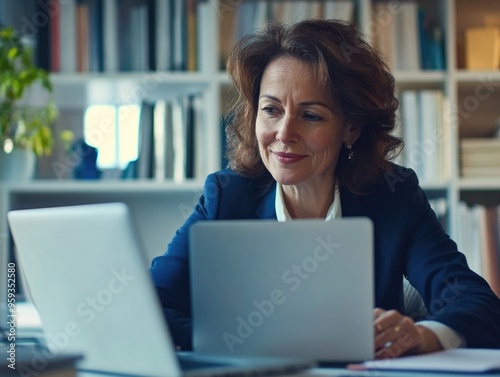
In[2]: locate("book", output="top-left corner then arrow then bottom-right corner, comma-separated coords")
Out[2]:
88,0 -> 103,72
35,0 -> 52,71
219,0 -> 238,70
429,26 -> 446,70
417,7 -> 430,70
103,0 -> 118,72
420,90 -> 443,181
372,2 -> 397,69
59,0 -> 77,72
76,0 -> 89,72
153,100 -> 167,180
137,101 -> 155,179
172,0 -> 186,71
155,0 -> 172,71
395,2 -> 420,70
184,95 -> 195,179
400,90 -> 422,177
172,97 -> 186,181
461,138 -> 500,175
465,26 -> 500,70
186,0 -> 197,71
49,0 -> 60,72
129,2 -> 149,71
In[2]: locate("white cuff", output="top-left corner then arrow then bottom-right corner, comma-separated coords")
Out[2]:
417,320 -> 466,349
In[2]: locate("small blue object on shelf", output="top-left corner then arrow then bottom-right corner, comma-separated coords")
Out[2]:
71,139 -> 101,180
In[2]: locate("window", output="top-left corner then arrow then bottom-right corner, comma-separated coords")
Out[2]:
83,104 -> 140,170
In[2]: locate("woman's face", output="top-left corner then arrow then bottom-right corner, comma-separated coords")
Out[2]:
256,56 -> 354,189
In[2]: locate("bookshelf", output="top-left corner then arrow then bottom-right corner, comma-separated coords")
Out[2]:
1,0 -> 500,296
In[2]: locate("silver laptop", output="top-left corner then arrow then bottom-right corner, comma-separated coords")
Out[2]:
189,218 -> 374,363
7,203 -> 314,377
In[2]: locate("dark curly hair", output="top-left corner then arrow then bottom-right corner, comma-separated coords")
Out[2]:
225,19 -> 402,194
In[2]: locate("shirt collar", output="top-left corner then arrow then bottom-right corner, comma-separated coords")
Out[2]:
275,182 -> 342,221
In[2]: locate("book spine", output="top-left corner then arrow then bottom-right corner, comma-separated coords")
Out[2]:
50,0 -> 61,72
59,0 -> 77,72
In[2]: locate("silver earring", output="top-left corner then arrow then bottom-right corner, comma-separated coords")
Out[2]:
347,144 -> 354,160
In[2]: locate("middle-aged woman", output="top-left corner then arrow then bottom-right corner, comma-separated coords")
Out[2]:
150,19 -> 500,359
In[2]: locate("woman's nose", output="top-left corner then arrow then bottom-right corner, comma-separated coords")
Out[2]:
276,116 -> 299,144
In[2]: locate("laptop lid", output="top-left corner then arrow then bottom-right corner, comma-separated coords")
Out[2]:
189,218 -> 374,363
7,203 -> 313,377
7,203 -> 180,377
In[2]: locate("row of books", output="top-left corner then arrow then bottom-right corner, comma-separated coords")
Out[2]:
460,138 -> 500,178
372,2 -> 445,71
36,0 -> 198,73
398,89 -> 450,182
456,202 -> 500,297
220,0 -> 355,69
127,95 -> 205,181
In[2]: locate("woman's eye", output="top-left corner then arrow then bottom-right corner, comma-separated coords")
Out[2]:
261,106 -> 279,116
304,112 -> 322,122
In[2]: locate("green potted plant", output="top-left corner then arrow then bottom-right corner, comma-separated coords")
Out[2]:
0,27 -> 68,180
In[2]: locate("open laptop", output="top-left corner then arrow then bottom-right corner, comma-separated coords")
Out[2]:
7,203 -> 314,377
189,218 -> 374,363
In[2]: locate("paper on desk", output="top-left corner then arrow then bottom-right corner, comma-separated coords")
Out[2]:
358,349 -> 500,372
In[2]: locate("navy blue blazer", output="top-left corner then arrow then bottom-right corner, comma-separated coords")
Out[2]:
150,166 -> 500,350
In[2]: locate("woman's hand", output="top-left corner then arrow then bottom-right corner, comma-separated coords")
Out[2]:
374,308 -> 443,359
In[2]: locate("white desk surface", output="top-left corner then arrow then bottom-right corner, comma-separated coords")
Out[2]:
75,368 -> 500,377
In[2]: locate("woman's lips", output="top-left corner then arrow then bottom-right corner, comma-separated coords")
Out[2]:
272,151 -> 306,164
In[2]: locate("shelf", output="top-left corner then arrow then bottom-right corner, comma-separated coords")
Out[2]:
393,70 -> 447,85
51,71 -> 214,84
53,73 -> 211,107
419,180 -> 450,191
2,179 -> 205,194
22,72 -> 212,108
217,72 -> 232,85
455,70 -> 500,84
458,178 -> 500,190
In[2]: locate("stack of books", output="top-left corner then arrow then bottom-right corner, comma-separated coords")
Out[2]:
398,89 -> 450,182
456,202 -> 500,297
372,2 -> 445,71
42,0 -> 199,73
461,138 -> 500,178
220,0 -> 355,70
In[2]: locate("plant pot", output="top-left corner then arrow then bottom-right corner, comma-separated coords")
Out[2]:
0,148 -> 36,181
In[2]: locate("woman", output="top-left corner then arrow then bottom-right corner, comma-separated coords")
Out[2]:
150,19 -> 500,359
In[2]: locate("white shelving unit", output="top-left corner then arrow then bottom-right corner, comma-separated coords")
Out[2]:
2,0 -> 500,280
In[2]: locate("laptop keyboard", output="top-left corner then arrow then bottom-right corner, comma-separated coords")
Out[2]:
178,356 -> 229,371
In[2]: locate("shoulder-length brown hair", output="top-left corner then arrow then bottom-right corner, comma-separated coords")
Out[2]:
225,19 -> 402,194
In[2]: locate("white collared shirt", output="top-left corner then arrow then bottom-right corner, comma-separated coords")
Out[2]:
274,182 -> 465,350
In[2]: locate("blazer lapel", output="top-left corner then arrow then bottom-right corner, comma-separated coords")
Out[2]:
255,183 -> 277,219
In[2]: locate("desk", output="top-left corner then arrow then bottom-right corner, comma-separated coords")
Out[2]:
305,369 -> 500,377
74,368 -> 500,377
